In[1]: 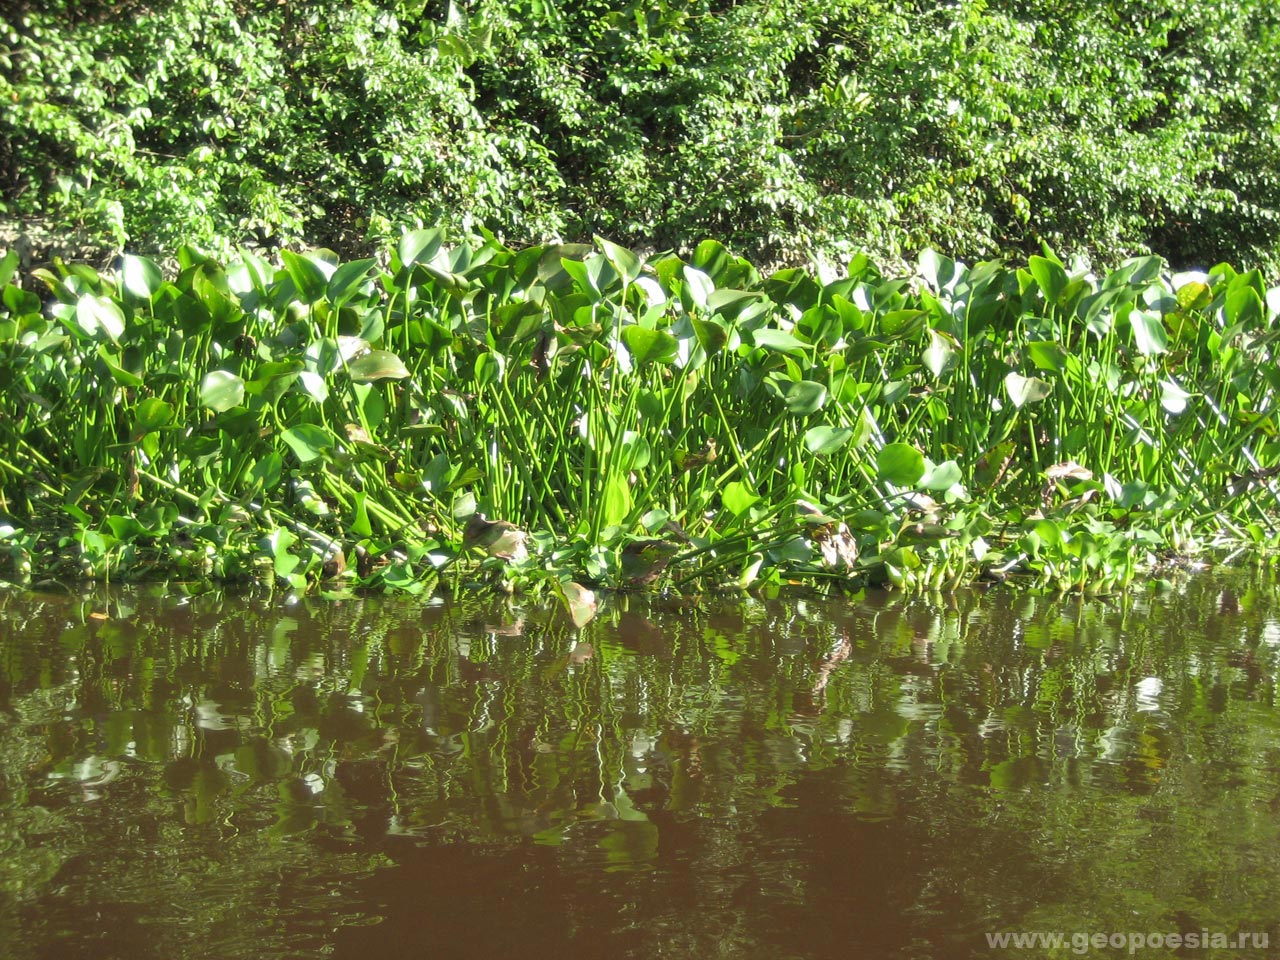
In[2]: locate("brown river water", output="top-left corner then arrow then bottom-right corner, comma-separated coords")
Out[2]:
1,571 -> 1278,959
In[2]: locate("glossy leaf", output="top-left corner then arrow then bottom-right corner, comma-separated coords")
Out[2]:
348,350 -> 410,382
621,325 -> 678,366
200,370 -> 245,412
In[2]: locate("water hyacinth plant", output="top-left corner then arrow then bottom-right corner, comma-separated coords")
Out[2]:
0,232 -> 1278,595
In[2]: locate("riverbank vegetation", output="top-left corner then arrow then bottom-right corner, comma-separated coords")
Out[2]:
1,233 -> 1277,596
3,0 -> 1280,272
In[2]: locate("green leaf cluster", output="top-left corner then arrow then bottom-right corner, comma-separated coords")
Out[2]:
2,0 -> 1279,271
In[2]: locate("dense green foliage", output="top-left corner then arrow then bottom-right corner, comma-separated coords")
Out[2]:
1,233 -> 1278,594
3,0 -> 1280,269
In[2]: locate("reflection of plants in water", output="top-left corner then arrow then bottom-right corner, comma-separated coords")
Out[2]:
1,572 -> 1279,953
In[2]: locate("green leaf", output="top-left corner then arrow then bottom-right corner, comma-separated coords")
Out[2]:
248,451 -> 283,491
74,294 -> 125,343
596,236 -> 642,286
97,345 -> 144,386
326,258 -> 376,307
923,328 -> 956,379
281,424 -> 335,463
1028,255 -> 1068,306
121,254 -> 163,301
132,397 -> 173,436
881,309 -> 927,339
347,350 -> 410,381
1177,281 -> 1212,312
3,283 -> 40,316
621,325 -> 678,366
473,352 -> 504,388
804,425 -> 854,455
1027,340 -> 1067,372
722,481 -> 760,517
918,248 -> 958,292
781,380 -> 827,415
751,328 -> 806,355
691,316 -> 728,354
200,370 -> 245,412
281,250 -> 331,304
877,443 -> 925,485
398,228 -> 443,267
1004,371 -> 1052,409
0,249 -> 17,288
682,266 -> 714,309
919,459 -> 963,491
602,473 -> 632,527
1129,308 -> 1168,356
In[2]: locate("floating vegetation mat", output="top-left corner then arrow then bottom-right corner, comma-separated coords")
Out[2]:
1,234 -> 1277,597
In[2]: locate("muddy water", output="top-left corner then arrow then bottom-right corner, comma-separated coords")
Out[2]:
1,573 -> 1278,959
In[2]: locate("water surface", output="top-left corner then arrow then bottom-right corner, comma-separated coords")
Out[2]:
2,574 -> 1278,958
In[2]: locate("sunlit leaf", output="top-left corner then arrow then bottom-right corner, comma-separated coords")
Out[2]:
722,481 -> 760,517
919,459 -> 963,491
751,328 -> 806,355
281,423 -> 335,463
348,350 -> 410,381
621,325 -> 678,366
596,236 -> 642,286
121,254 -> 163,301
75,294 -> 125,342
877,443 -> 925,486
1129,307 -> 1168,356
1160,378 -> 1191,414
200,370 -> 245,412
804,425 -> 854,455
1004,371 -> 1052,408
1028,255 -> 1068,306
923,328 -> 956,379
131,397 -> 173,437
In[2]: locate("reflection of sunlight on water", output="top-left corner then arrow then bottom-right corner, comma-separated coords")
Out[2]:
1135,676 -> 1164,712
1263,619 -> 1280,646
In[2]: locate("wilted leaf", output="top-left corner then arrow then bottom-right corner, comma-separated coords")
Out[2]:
463,514 -> 529,561
1044,461 -> 1093,482
558,581 -> 598,628
620,539 -> 679,586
